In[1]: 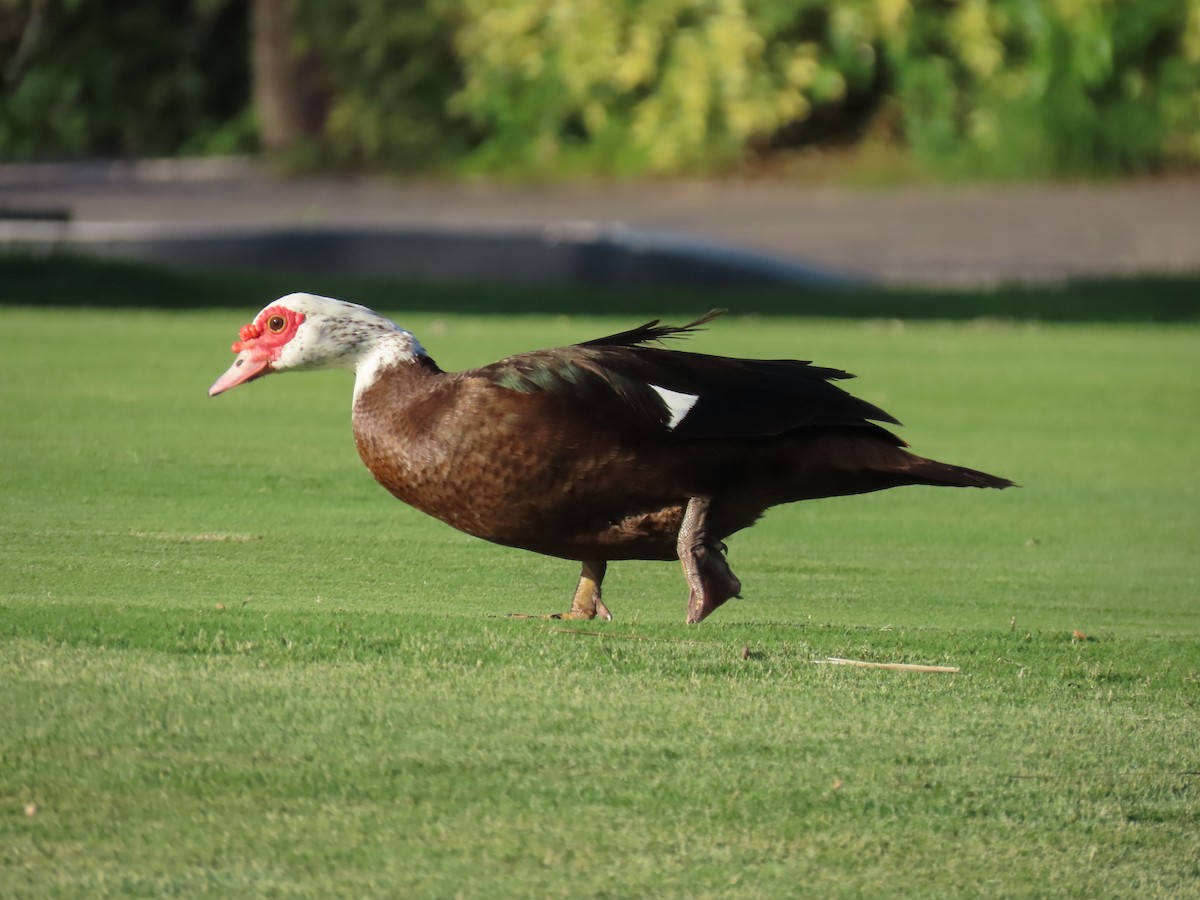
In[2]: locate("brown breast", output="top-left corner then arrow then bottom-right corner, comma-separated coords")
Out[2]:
351,358 -> 710,560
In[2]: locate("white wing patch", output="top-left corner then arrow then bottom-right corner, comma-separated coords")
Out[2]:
650,384 -> 700,430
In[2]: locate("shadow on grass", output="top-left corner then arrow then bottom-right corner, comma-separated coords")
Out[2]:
2,253 -> 1198,322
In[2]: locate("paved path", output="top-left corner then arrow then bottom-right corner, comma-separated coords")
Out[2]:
3,159 -> 1199,286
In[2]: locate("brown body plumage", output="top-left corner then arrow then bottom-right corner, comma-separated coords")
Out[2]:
210,295 -> 1014,623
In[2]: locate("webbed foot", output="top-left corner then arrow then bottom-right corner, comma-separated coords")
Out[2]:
678,497 -> 742,624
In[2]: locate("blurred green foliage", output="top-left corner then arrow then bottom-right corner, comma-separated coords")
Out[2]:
294,0 -> 468,169
891,0 -> 1200,178
0,0 -> 254,159
444,0 -> 863,174
2,0 -> 1199,178
434,0 -> 1200,177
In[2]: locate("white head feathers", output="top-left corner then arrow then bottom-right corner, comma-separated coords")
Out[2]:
267,293 -> 425,376
209,292 -> 427,400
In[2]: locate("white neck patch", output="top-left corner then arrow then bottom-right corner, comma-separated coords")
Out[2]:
650,384 -> 700,430
352,332 -> 425,404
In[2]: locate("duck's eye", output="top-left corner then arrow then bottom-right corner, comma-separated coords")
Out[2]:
267,315 -> 287,334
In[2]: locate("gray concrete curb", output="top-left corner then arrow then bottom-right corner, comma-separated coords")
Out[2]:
5,158 -> 1200,287
0,219 -> 864,288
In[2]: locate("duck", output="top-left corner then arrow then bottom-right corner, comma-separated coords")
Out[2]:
209,293 -> 1014,623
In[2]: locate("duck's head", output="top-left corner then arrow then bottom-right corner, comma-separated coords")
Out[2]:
208,293 -> 425,397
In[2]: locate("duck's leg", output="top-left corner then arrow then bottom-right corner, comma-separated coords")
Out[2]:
678,497 -> 743,624
556,559 -> 612,620
508,559 -> 612,621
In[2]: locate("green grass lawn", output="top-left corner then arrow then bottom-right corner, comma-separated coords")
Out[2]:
2,262 -> 1198,896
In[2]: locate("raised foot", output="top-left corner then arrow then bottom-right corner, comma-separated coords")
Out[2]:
685,544 -> 742,624
678,496 -> 742,624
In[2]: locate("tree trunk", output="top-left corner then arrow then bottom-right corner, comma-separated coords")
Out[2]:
251,0 -> 306,153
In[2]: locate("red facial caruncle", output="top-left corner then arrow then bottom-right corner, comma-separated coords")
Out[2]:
208,305 -> 306,397
232,305 -> 306,356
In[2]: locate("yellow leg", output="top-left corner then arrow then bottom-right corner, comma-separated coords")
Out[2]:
556,559 -> 611,620
507,559 -> 612,621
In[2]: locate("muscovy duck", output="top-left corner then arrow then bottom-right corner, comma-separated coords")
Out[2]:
209,294 -> 1013,623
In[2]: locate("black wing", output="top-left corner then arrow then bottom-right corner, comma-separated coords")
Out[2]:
482,312 -> 902,442
576,309 -> 727,349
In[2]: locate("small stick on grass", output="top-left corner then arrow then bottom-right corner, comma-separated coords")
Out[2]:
818,656 -> 960,674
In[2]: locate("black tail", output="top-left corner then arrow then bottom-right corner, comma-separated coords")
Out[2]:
906,456 -> 1017,490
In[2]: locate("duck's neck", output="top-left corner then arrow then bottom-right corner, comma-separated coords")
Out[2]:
352,332 -> 443,408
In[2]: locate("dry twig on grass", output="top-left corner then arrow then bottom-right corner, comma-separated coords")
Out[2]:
817,656 -> 960,674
